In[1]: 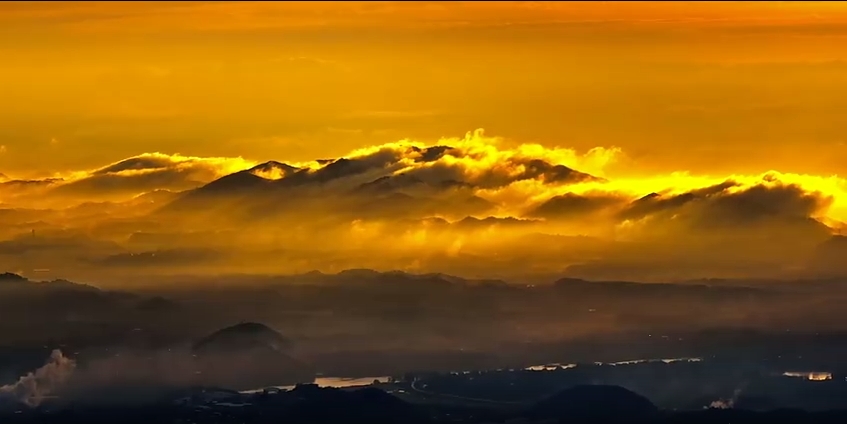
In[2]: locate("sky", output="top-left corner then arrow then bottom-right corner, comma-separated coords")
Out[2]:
3,1 -> 847,178
3,1 -> 847,282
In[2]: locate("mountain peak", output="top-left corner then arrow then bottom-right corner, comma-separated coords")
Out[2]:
532,384 -> 659,422
200,171 -> 270,192
247,161 -> 299,180
0,272 -> 27,284
192,322 -> 293,354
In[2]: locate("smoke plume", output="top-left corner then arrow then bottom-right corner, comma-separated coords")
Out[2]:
707,386 -> 744,409
0,349 -> 76,407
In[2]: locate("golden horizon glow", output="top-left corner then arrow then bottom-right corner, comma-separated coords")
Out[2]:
3,2 -> 847,283
4,1 -> 847,177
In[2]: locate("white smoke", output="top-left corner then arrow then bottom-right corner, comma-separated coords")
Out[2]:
707,386 -> 744,410
0,349 -> 76,407
708,398 -> 734,409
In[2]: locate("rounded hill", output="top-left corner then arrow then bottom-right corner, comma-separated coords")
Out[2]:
192,322 -> 293,354
530,384 -> 659,423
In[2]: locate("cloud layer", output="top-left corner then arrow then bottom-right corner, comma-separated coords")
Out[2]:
2,130 -> 847,282
1,153 -> 256,206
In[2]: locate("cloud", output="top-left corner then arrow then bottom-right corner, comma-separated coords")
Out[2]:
616,179 -> 833,235
282,129 -> 612,192
158,129 -> 623,224
551,179 -> 839,281
3,131 -> 847,236
166,129 -> 615,219
43,153 -> 257,201
619,181 -> 741,221
3,130 -> 847,284
0,153 -> 256,209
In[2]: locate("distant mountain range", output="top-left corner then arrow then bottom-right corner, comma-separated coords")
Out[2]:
155,150 -> 597,221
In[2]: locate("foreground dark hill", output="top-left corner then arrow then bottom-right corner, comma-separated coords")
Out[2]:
191,323 -> 313,390
5,384 -> 847,424
530,384 -> 660,423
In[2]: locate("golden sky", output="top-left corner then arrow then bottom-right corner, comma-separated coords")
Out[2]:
3,1 -> 847,179
5,2 -> 847,283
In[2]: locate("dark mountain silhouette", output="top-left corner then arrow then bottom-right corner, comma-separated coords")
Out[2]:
191,323 -> 310,390
355,174 -> 427,193
355,173 -> 471,195
186,170 -> 270,195
247,161 -> 299,177
0,178 -> 63,189
530,384 -> 659,423
517,158 -> 600,184
192,322 -> 293,354
0,274 -> 106,295
807,235 -> 847,277
156,149 -> 598,221
530,192 -> 626,219
8,384 -> 847,424
37,278 -> 103,293
0,272 -> 27,285
134,296 -> 178,312
553,277 -> 769,301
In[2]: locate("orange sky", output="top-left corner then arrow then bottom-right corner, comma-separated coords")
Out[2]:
2,1 -> 847,179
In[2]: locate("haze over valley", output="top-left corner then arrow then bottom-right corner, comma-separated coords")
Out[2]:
4,2 -> 847,423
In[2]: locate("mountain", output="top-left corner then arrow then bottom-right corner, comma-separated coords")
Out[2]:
0,178 -> 62,189
355,173 -> 471,196
157,148 -> 599,222
0,272 -> 27,285
246,161 -> 299,179
188,171 -> 270,195
134,296 -> 179,312
553,277 -> 769,299
807,235 -> 847,277
192,322 -> 293,354
530,384 -> 659,423
191,323 -> 311,390
128,189 -> 180,206
529,192 -> 626,219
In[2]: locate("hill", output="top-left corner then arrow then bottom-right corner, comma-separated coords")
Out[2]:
530,384 -> 659,423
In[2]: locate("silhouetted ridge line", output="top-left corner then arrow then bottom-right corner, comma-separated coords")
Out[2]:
192,322 -> 293,354
0,272 -> 27,284
530,384 -> 659,423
